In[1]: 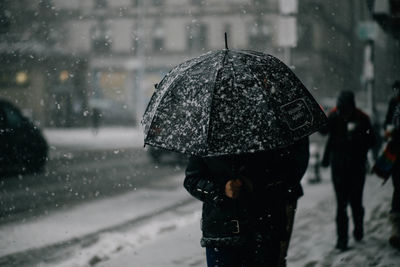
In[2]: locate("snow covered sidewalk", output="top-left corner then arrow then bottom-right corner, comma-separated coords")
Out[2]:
43,127 -> 144,155
0,174 -> 196,265
80,173 -> 400,267
288,174 -> 400,267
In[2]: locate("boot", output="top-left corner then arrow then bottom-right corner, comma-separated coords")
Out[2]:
389,213 -> 400,249
353,209 -> 364,242
336,211 -> 348,251
353,225 -> 364,242
335,238 -> 348,251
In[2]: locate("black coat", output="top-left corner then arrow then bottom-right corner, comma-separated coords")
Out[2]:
384,96 -> 400,129
384,96 -> 400,141
184,138 -> 309,247
320,107 -> 375,171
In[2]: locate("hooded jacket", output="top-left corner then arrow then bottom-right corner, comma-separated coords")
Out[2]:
321,107 -> 376,169
184,137 -> 309,247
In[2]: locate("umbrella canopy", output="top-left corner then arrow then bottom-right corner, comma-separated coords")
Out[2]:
142,49 -> 327,156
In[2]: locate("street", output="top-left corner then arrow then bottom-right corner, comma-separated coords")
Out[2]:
0,146 -> 187,224
0,129 -> 399,267
0,145 -> 186,225
0,127 -> 196,266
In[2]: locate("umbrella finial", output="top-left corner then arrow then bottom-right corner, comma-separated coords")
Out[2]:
225,32 -> 229,50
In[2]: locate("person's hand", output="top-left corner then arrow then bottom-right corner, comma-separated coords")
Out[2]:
385,124 -> 394,140
225,179 -> 242,199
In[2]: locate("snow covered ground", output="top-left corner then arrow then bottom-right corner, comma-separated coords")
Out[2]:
288,174 -> 400,267
1,128 -> 399,266
71,172 -> 398,267
54,171 -> 397,267
33,165 -> 399,267
0,175 -> 192,258
44,127 -> 145,153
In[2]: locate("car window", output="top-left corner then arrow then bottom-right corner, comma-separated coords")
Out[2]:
3,104 -> 24,128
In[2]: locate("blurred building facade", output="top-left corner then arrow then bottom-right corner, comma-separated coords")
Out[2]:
0,0 -> 284,127
54,0 -> 287,126
0,0 -> 398,127
295,1 -> 366,101
0,1 -> 90,127
295,0 -> 399,119
368,0 -> 400,107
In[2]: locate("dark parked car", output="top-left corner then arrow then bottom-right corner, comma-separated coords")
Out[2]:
0,99 -> 48,174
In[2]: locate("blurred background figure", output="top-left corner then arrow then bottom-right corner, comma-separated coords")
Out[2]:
320,90 -> 376,251
384,81 -> 400,136
91,107 -> 102,135
381,80 -> 400,250
308,144 -> 322,184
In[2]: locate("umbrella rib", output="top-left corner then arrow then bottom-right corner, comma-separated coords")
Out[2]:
144,52 -> 218,141
204,51 -> 227,155
160,51 -> 217,93
228,49 -> 238,94
234,50 -> 271,97
235,49 -> 268,59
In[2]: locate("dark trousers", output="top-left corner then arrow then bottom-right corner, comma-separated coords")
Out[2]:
331,163 -> 366,242
206,241 -> 281,267
206,201 -> 297,267
206,246 -> 254,267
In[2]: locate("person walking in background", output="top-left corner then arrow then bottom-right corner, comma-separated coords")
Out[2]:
91,107 -> 102,135
184,138 -> 309,267
383,81 -> 400,134
320,90 -> 376,251
379,80 -> 400,249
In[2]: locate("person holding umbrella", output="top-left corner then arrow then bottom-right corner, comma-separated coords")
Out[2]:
184,138 -> 309,266
142,36 -> 327,266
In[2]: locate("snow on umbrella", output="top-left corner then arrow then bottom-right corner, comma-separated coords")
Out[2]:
142,48 -> 327,156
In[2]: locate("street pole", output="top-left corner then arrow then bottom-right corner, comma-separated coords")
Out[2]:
363,39 -> 377,123
357,21 -> 377,118
135,0 -> 146,125
365,40 -> 374,114
278,0 -> 297,67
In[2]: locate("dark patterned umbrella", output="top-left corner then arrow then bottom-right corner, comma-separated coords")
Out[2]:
142,48 -> 327,156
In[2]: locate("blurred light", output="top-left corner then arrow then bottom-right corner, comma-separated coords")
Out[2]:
15,71 -> 28,85
59,70 -> 69,82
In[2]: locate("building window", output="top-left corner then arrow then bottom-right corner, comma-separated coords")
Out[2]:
152,0 -> 162,6
153,36 -> 164,53
248,20 -> 271,49
152,23 -> 165,52
131,0 -> 139,7
191,0 -> 203,5
95,0 -> 107,9
0,70 -> 30,87
91,21 -> 112,54
297,21 -> 313,50
187,23 -> 207,52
